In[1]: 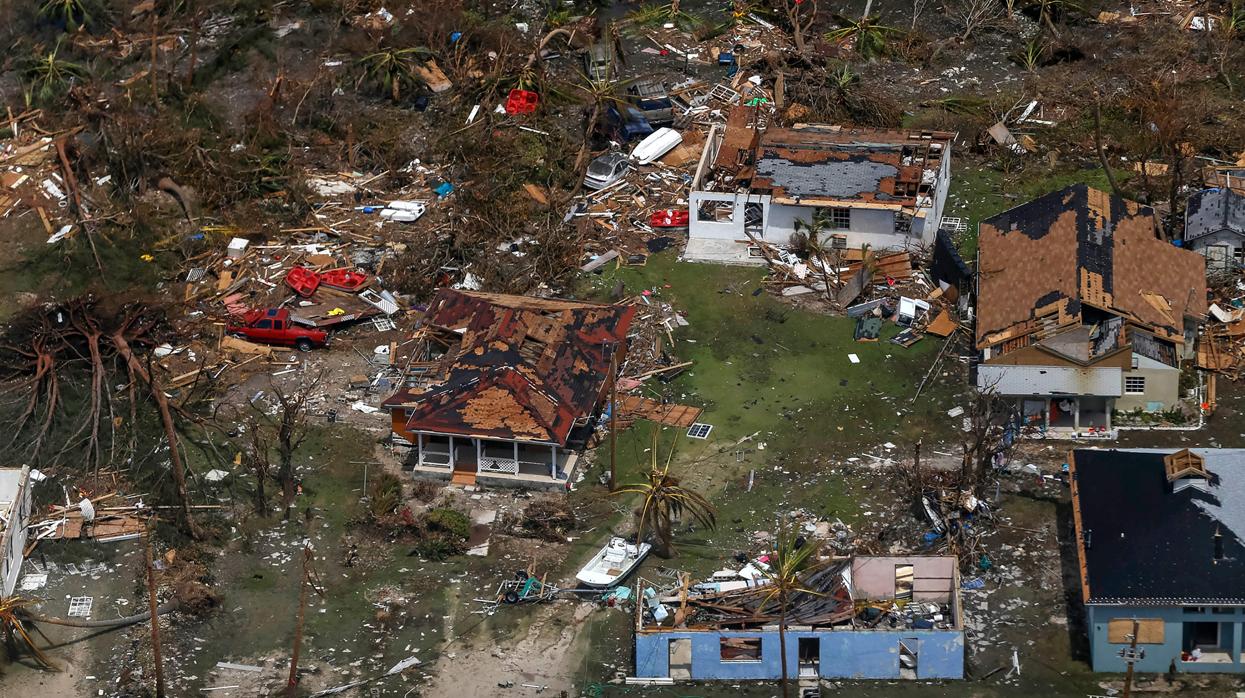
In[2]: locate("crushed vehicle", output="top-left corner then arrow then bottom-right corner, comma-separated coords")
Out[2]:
584,152 -> 632,190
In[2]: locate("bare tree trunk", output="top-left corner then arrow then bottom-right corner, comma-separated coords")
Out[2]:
145,520 -> 166,698
1092,93 -> 1122,198
779,592 -> 790,698
113,332 -> 201,540
286,546 -> 312,696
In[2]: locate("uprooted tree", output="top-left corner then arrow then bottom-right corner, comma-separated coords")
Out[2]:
0,295 -> 204,538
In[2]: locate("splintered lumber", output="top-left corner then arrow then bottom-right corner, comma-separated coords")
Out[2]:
926,309 -> 959,337
617,396 -> 702,427
220,335 -> 273,357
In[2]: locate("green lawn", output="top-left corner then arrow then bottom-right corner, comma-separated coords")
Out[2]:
571,252 -> 965,576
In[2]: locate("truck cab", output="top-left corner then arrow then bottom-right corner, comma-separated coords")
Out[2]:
627,81 -> 674,126
227,308 -> 328,351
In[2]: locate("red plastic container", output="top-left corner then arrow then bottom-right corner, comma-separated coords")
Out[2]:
319,268 -> 370,292
284,266 -> 320,297
650,209 -> 690,228
505,89 -> 539,115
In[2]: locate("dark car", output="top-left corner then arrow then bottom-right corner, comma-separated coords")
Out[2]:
227,308 -> 328,351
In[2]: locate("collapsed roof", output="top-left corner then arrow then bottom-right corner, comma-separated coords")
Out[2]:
1072,449 -> 1245,605
976,185 -> 1207,350
387,290 -> 634,445
747,125 -> 953,207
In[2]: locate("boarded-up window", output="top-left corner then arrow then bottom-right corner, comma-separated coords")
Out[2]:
1107,618 -> 1165,644
720,637 -> 762,661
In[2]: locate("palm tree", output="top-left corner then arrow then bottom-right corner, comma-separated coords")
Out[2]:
792,208 -> 843,300
24,39 -> 87,107
824,17 -> 899,59
39,0 -> 97,33
753,525 -> 827,698
358,46 -> 431,102
552,72 -> 635,192
610,429 -> 716,557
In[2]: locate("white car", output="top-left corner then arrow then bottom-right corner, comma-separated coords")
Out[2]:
584,152 -> 631,190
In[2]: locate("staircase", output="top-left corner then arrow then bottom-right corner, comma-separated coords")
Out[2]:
450,470 -> 477,487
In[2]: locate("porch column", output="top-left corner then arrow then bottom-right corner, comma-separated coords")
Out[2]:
417,433 -> 424,468
513,441 -> 519,465
1073,399 -> 1080,431
1106,399 -> 1112,431
476,439 -> 483,473
448,436 -> 455,469
551,445 -> 558,479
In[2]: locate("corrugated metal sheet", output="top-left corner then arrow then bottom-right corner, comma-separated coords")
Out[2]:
978,364 -> 1122,396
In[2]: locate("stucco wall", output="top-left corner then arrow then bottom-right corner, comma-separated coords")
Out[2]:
1089,606 -> 1244,674
851,556 -> 956,604
1115,362 -> 1181,412
635,628 -> 964,680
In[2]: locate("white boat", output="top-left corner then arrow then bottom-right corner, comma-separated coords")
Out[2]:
575,537 -> 651,587
630,128 -> 683,165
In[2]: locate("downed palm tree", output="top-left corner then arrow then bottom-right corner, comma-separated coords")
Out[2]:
1,595 -> 58,669
611,430 -> 716,557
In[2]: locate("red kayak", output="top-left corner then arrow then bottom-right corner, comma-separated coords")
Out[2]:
319,268 -> 370,292
650,209 -> 689,228
284,266 -> 320,297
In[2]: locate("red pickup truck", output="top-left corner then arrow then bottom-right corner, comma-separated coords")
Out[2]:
227,308 -> 328,351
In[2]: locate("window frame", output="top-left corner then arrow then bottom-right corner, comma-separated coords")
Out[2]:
828,207 -> 851,230
1124,376 -> 1146,394
719,637 -> 764,662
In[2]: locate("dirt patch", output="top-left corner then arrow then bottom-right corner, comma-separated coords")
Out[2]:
422,601 -> 599,697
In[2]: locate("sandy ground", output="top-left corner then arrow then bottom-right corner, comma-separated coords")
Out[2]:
2,640 -> 87,697
421,601 -> 596,698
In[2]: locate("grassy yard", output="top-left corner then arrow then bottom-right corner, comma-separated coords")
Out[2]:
569,252 -> 966,579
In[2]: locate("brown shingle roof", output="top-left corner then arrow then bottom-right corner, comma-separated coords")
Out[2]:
976,185 -> 1206,349
395,290 -> 634,445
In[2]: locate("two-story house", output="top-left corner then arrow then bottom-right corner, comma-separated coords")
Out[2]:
975,185 -> 1206,434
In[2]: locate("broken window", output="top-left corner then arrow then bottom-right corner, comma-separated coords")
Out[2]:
697,200 -> 735,223
254,319 -> 273,329
829,234 -> 848,249
895,564 -> 914,599
895,213 -> 913,235
719,637 -> 762,661
744,202 -> 764,231
1124,376 -> 1146,394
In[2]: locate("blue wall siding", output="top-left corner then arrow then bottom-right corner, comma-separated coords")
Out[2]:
635,629 -> 964,680
1089,606 -> 1245,674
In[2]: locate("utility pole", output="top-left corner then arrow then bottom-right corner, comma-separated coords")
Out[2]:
1120,618 -> 1143,698
609,346 -> 618,491
144,519 -> 166,698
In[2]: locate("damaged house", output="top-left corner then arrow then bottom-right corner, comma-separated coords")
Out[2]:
1,466 -> 33,597
1183,187 -> 1245,271
975,185 -> 1207,433
1071,448 -> 1245,673
634,555 -> 964,681
684,111 -> 954,265
383,290 -> 634,489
